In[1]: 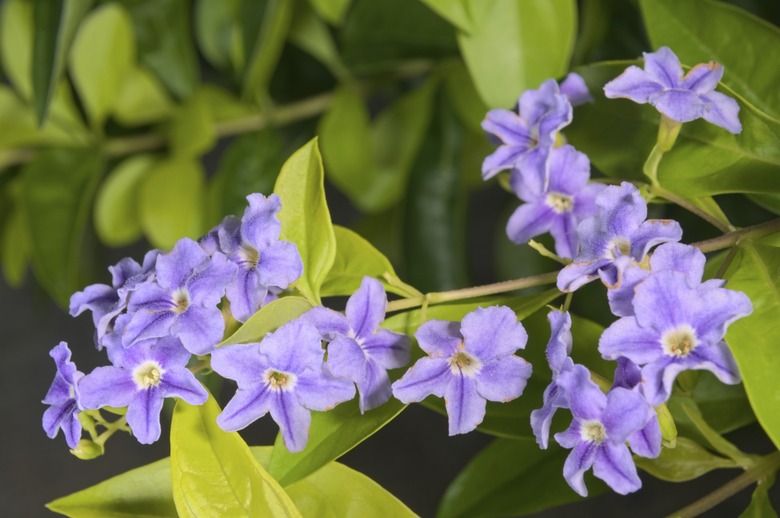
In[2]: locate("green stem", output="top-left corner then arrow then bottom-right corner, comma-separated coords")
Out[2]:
666,451 -> 780,518
692,217 -> 780,254
385,271 -> 559,313
643,143 -> 664,185
94,415 -> 129,446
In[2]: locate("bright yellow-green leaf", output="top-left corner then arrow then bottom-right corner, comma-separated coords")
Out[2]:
69,3 -> 135,127
218,296 -> 314,346
138,159 -> 205,250
0,86 -> 77,147
113,67 -> 173,126
419,0 -> 472,32
94,154 -> 157,247
170,395 -> 301,518
169,88 -> 216,157
307,0 -> 352,26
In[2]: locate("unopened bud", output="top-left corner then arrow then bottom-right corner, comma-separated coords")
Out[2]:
656,403 -> 678,448
70,439 -> 104,460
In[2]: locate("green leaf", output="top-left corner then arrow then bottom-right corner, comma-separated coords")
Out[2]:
94,154 -> 157,247
194,0 -> 238,71
2,204 -> 30,287
171,394 -> 301,517
118,0 -> 199,99
267,398 -> 406,487
640,0 -> 780,119
0,86 -> 79,147
437,437 -> 606,518
420,0 -> 472,32
635,437 -> 738,482
32,0 -> 93,125
218,296 -> 314,346
241,0 -> 294,101
457,0 -> 576,108
443,60 -> 488,133
138,158 -> 205,250
724,243 -> 780,450
169,88 -> 216,157
307,0 -> 352,25
21,149 -> 102,306
321,225 -> 414,298
740,473 -> 778,518
567,62 -> 780,196
289,1 -> 349,79
273,139 -> 336,304
113,66 -> 174,126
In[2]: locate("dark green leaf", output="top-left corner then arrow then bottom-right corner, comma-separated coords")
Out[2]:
443,60 -> 488,133
267,398 -> 406,487
635,437 -> 738,482
724,243 -> 780,450
218,296 -> 314,346
289,1 -> 349,80
640,0 -> 780,119
194,0 -> 238,71
118,0 -> 199,99
273,139 -> 336,304
457,0 -> 577,108
437,437 -> 606,518
2,204 -> 30,288
21,149 -> 102,306
241,0 -> 294,101
32,0 -> 93,125
307,0 -> 352,25
420,0 -> 472,32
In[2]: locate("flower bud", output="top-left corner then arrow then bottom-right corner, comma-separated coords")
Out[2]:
70,439 -> 104,460
656,403 -> 678,448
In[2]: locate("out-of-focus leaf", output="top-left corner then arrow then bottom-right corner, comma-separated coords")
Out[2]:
443,60 -> 488,133
94,154 -> 157,247
21,149 -> 103,306
748,193 -> 780,216
32,0 -> 93,125
118,0 -> 198,99
273,139 -> 336,304
171,394 -> 301,517
0,86 -> 78,147
740,473 -> 778,518
457,0 -> 576,108
641,0 -> 780,119
218,296 -> 313,346
195,0 -> 238,71
420,0 -> 471,32
724,243 -> 780,450
241,0 -> 294,101
635,437 -> 738,482
113,67 -> 174,126
2,204 -> 30,287
437,437 -> 606,518
289,2 -> 349,80
268,398 -> 406,487
138,158 -> 205,250
199,85 -> 257,122
69,3 -> 135,128
307,0 -> 352,25
169,89 -> 215,158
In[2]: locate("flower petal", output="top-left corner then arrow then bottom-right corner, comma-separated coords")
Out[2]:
630,219 -> 683,261
361,329 -> 411,370
641,357 -> 687,405
355,359 -> 393,413
700,90 -> 742,134
159,368 -> 208,405
561,441 -> 598,497
392,357 -> 451,402
226,268 -> 268,323
650,242 -> 705,287
482,146 -> 526,180
295,366 -> 356,412
607,265 -> 651,318
559,72 -> 592,106
444,373 -> 486,435
601,387 -> 651,443
593,442 -> 642,495
474,356 -> 531,402
211,342 -> 267,387
555,364 -> 606,420
172,305 -> 225,355
346,277 -> 387,338
629,414 -> 662,458
217,383 -> 272,432
241,193 -> 282,247
461,305 -> 528,360
683,62 -> 723,95
546,310 -> 573,373
79,366 -> 137,409
604,65 -> 664,103
414,320 -> 462,357
255,241 -> 303,290
187,253 -> 236,307
261,319 -> 324,373
270,390 -> 311,453
530,382 -> 567,449
302,306 -> 350,340
155,238 -> 207,290
599,317 -> 663,364
549,212 -> 579,259
481,109 -> 532,147
632,271 -> 696,333
691,287 -> 752,344
506,202 -> 555,246
327,335 -> 367,382
643,47 -> 683,88
127,387 -> 164,444
651,89 -> 706,123
687,342 -> 741,385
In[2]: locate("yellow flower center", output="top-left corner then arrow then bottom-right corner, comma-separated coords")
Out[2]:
239,245 -> 260,270
546,192 -> 574,213
661,325 -> 698,357
172,288 -> 190,314
263,369 -> 296,391
132,361 -> 164,389
580,420 -> 607,444
449,344 -> 482,376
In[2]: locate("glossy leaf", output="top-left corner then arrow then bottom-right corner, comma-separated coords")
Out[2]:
724,243 -> 780,450
241,0 -> 294,101
69,2 -> 135,128
138,159 -> 205,250
640,0 -> 780,119
420,0 -> 472,32
267,398 -> 406,487
308,0 -> 352,25
437,437 -> 606,518
113,67 -> 174,126
567,62 -> 780,195
273,139 -> 336,304
32,0 -> 93,125
21,149 -> 102,307
635,437 -> 737,482
457,0 -> 576,108
169,88 -> 216,157
94,155 -> 157,247
118,0 -> 198,99
171,394 -> 301,517
740,473 -> 778,518
218,296 -> 314,346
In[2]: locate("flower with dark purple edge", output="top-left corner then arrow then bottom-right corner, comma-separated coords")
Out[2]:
604,47 -> 741,134
392,306 -> 531,435
506,145 -> 604,258
122,238 -> 236,355
211,318 -> 355,453
79,336 -> 207,444
599,270 -> 752,406
611,358 -> 662,458
607,242 -> 725,318
481,79 -> 572,194
42,342 -> 84,449
557,182 -> 682,292
303,277 -> 411,413
70,250 -> 159,344
554,364 -> 650,496
559,72 -> 593,107
530,310 -> 577,449
217,194 -> 303,322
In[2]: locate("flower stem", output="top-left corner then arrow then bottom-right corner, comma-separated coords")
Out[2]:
94,415 -> 129,446
692,217 -> 780,254
666,451 -> 780,518
385,271 -> 560,313
643,143 -> 665,185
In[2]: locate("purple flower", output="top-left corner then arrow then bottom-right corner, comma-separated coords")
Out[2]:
79,336 -> 207,444
482,79 -> 573,193
303,277 -> 411,413
42,342 -> 84,448
554,365 -> 650,496
611,358 -> 662,458
599,270 -> 752,405
559,72 -> 593,107
211,319 -> 356,452
506,145 -> 603,258
392,306 -> 532,435
604,47 -> 741,134
557,182 -> 682,292
217,194 -> 303,322
123,238 -> 236,354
